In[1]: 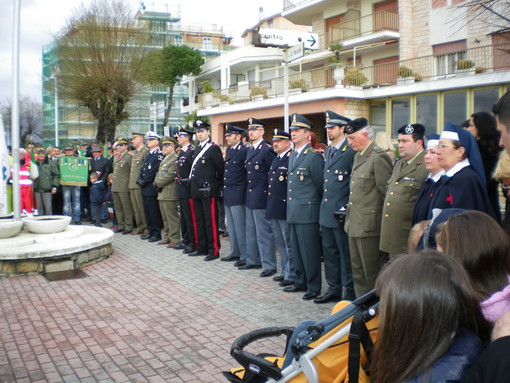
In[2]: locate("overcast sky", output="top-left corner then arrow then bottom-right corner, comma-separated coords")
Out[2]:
0,0 -> 283,102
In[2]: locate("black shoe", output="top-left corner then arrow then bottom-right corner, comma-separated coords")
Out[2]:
273,275 -> 284,282
238,264 -> 262,270
283,285 -> 307,293
141,234 -> 151,240
234,260 -> 246,267
113,228 -> 123,233
148,237 -> 161,243
303,291 -> 321,301
188,251 -> 206,257
221,256 -> 239,262
204,255 -> 219,261
122,230 -> 131,235
279,279 -> 294,287
183,247 -> 195,254
173,243 -> 186,250
313,293 -> 341,304
101,219 -> 108,224
259,269 -> 277,278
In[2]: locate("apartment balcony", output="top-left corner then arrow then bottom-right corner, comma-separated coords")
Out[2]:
185,41 -> 510,111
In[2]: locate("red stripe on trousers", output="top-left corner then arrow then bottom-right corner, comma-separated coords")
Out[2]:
210,197 -> 220,257
189,198 -> 199,250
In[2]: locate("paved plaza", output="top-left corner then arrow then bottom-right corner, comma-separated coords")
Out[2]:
0,227 -> 333,382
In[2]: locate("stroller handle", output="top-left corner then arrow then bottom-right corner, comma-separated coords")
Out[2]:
231,326 -> 294,354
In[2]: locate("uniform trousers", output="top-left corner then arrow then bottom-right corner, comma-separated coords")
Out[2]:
289,223 -> 322,293
130,188 -> 147,232
192,197 -> 221,256
142,194 -> 163,239
35,192 -> 53,215
322,226 -> 355,300
159,199 -> 180,243
348,236 -> 382,297
225,204 -> 246,261
179,198 -> 195,248
245,208 -> 276,271
112,191 -> 134,231
270,219 -> 295,281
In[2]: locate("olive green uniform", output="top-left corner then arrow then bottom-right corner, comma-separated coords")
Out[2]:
129,146 -> 149,233
155,152 -> 180,244
112,151 -> 134,231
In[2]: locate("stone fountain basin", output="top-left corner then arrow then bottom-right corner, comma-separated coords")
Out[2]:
0,220 -> 23,238
22,215 -> 72,234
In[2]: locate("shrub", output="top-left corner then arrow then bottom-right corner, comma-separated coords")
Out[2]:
456,60 -> 475,70
475,66 -> 485,74
250,86 -> 267,98
199,80 -> 214,93
397,66 -> 414,78
289,78 -> 308,91
344,68 -> 368,86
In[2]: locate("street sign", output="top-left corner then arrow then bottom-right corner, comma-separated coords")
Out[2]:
287,42 -> 304,62
258,28 -> 319,50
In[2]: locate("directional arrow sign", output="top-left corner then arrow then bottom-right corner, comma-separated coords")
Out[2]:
258,28 -> 319,50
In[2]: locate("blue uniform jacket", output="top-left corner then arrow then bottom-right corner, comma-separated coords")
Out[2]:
245,141 -> 276,210
266,150 -> 291,220
176,144 -> 194,199
90,180 -> 106,204
319,140 -> 355,228
138,149 -> 164,197
224,143 -> 247,207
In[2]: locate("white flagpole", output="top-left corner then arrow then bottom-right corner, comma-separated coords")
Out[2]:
0,115 -> 11,215
11,0 -> 21,220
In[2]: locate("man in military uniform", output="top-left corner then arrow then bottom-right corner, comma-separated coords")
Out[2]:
380,124 -> 428,258
129,132 -> 149,235
111,137 -> 134,234
345,118 -> 393,297
221,124 -> 248,263
266,129 -> 295,287
316,111 -> 356,304
241,118 -> 277,276
89,144 -> 112,223
188,120 -> 224,261
155,136 -> 180,247
175,127 -> 196,252
284,113 -> 324,300
137,131 -> 164,242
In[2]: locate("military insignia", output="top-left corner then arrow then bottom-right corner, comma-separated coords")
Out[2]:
255,165 -> 259,170
335,170 -> 339,174
279,175 -> 284,181
338,175 -> 343,181
274,128 -> 278,135
404,124 -> 414,134
249,118 -> 253,125
325,111 -> 330,121
292,114 -> 297,124
148,164 -> 151,169
300,175 -> 304,181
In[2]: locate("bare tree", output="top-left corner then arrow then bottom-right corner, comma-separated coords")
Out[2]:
1,96 -> 43,146
55,0 -> 152,143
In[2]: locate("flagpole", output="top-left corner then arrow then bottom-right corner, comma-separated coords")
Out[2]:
11,0 -> 21,220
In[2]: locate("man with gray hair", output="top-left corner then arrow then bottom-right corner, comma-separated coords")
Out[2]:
345,118 -> 392,297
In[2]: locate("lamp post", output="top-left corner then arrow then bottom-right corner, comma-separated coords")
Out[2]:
49,75 -> 59,147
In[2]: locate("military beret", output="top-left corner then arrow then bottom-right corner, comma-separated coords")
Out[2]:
116,137 -> 129,145
145,131 -> 162,140
225,124 -> 245,136
272,129 -> 291,141
345,118 -> 369,134
161,136 -> 177,145
193,120 -> 210,131
289,113 -> 313,130
91,144 -> 103,152
247,117 -> 266,130
398,123 -> 426,138
324,110 -> 351,128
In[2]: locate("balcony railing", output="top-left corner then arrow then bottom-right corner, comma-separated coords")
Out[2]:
328,11 -> 399,45
192,42 -> 510,109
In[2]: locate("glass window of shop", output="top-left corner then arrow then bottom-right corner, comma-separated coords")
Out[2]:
370,100 -> 387,135
473,88 -> 500,114
391,98 -> 411,137
444,91 -> 467,125
416,94 -> 438,134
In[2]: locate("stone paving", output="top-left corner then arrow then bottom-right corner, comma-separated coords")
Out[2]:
0,227 -> 335,382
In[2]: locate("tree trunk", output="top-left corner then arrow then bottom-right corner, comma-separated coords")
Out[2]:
162,84 -> 175,128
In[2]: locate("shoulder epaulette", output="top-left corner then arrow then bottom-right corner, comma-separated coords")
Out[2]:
373,146 -> 385,153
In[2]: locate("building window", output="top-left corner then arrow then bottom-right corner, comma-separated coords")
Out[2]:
416,94 -> 438,134
174,35 -> 183,46
444,91 -> 467,125
391,98 -> 411,137
474,88 -> 500,114
203,37 -> 212,51
436,51 -> 466,76
370,100 -> 387,136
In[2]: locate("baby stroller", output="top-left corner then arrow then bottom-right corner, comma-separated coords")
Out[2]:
223,290 -> 379,383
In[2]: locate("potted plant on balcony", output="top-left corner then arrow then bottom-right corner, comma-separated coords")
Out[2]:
219,94 -> 232,106
344,68 -> 368,88
329,43 -> 345,86
250,86 -> 267,101
455,60 -> 475,76
199,80 -> 215,106
289,78 -> 308,95
397,66 -> 416,85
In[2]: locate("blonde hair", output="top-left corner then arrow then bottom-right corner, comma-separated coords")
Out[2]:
493,150 -> 510,181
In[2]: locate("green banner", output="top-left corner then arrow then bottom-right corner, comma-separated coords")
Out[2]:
59,156 -> 90,186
